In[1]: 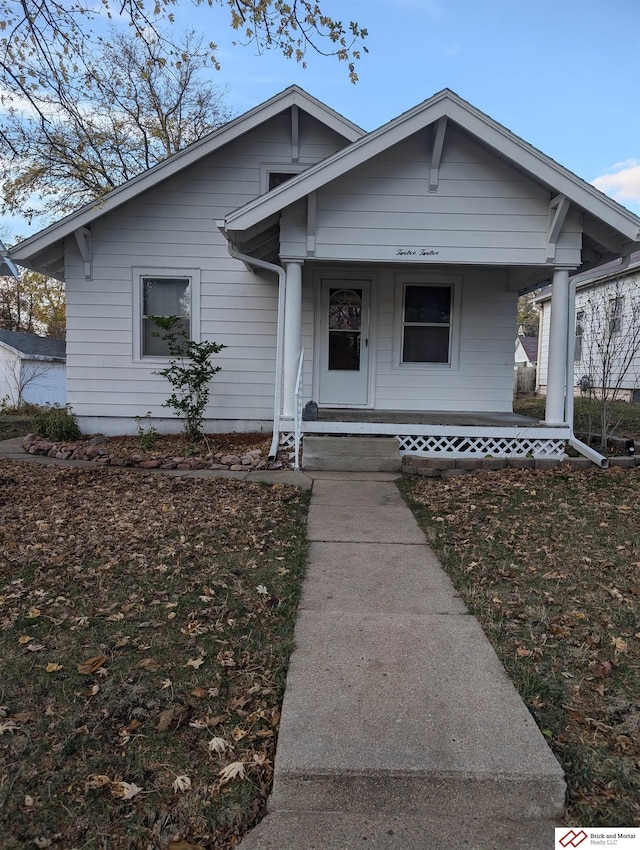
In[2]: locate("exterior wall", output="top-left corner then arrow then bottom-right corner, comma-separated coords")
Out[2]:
538,271 -> 640,398
301,265 -> 517,413
64,112 -> 349,434
21,360 -> 66,406
0,347 -> 66,407
282,125 -> 583,267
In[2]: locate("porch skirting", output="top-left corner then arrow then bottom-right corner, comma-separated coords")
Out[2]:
279,411 -> 570,459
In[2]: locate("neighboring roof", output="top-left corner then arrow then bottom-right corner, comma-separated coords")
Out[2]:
9,85 -> 364,278
0,240 -> 19,278
0,329 -> 66,360
223,88 -> 640,260
535,250 -> 640,303
516,336 -> 539,362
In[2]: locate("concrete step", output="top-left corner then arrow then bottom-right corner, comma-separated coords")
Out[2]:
239,811 -> 561,849
302,436 -> 402,472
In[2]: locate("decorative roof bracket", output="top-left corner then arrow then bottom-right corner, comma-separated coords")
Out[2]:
74,227 -> 92,279
291,105 -> 299,163
546,194 -> 570,262
306,191 -> 316,256
429,116 -> 447,192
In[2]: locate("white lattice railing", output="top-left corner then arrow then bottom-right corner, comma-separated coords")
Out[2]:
280,422 -> 569,460
396,434 -> 566,458
292,349 -> 305,470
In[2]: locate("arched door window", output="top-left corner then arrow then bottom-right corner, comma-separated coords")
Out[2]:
328,288 -> 363,371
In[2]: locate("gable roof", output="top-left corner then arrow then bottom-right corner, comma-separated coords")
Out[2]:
516,336 -> 539,363
0,329 -> 66,360
223,88 -> 640,259
8,86 -> 364,278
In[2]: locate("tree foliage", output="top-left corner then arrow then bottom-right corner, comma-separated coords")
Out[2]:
516,290 -> 540,337
0,270 -> 65,337
1,29 -> 233,220
0,0 -> 368,124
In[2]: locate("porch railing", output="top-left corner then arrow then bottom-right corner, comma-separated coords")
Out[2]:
293,349 -> 305,470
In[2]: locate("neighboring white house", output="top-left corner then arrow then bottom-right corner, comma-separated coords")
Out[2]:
7,86 -> 640,461
0,329 -> 66,407
536,252 -> 640,403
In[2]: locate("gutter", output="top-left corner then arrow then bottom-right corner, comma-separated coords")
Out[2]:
564,278 -> 609,468
216,223 -> 286,461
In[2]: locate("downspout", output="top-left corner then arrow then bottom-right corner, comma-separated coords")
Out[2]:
564,276 -> 609,468
217,224 -> 286,461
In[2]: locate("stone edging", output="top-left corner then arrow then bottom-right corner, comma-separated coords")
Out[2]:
402,455 -> 639,479
20,434 -> 290,472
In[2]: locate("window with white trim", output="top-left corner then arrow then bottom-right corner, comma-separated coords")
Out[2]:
138,275 -> 192,358
608,295 -> 624,336
401,284 -> 452,363
574,309 -> 584,362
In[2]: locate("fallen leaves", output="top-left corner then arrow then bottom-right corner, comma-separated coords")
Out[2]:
404,466 -> 640,827
0,456 -> 309,849
172,775 -> 192,793
156,705 -> 193,732
77,654 -> 108,674
111,780 -> 143,800
218,762 -> 245,784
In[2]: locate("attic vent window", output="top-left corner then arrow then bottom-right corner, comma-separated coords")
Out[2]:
268,172 -> 296,190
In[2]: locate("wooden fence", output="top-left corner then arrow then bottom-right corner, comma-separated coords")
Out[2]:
514,366 -> 536,395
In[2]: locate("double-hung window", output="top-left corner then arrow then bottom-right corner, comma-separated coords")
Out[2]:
401,284 -> 452,363
137,274 -> 194,357
608,296 -> 624,336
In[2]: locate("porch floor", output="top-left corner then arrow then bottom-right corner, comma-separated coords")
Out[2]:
316,409 -> 543,427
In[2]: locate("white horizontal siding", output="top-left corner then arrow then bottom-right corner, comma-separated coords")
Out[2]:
301,265 -> 518,414
65,108 -> 349,428
304,126 -> 582,267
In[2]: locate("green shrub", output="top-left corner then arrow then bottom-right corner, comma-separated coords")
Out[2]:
151,316 -> 225,439
135,412 -> 158,450
33,404 -> 81,441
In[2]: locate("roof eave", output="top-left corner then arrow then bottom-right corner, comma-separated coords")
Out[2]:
225,89 -> 640,246
9,85 -> 364,266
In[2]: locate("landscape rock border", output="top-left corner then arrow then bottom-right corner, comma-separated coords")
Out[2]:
21,433 -> 291,471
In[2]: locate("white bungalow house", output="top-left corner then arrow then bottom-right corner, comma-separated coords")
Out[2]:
7,87 -> 640,466
0,329 -> 66,407
536,252 -> 640,404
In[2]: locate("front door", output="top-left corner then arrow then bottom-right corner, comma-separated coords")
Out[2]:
318,278 -> 370,406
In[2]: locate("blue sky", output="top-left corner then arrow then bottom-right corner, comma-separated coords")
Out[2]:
2,0 -> 639,242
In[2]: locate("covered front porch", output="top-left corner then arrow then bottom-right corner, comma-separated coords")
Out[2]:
279,407 -> 571,465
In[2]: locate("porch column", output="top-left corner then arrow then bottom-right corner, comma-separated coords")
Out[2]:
545,267 -> 570,424
282,261 -> 303,418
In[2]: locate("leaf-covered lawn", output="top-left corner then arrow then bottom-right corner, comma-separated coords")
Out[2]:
401,467 -> 640,828
0,459 -> 309,849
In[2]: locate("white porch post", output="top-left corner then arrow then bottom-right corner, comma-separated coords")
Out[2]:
545,267 -> 571,424
282,261 -> 303,418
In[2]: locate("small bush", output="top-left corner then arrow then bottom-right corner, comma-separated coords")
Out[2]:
135,412 -> 158,450
33,404 -> 81,441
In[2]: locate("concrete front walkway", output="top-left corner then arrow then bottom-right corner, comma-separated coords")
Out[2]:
239,471 -> 566,850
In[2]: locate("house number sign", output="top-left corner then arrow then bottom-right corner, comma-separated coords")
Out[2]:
395,248 -> 440,257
